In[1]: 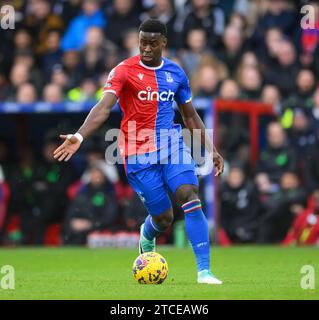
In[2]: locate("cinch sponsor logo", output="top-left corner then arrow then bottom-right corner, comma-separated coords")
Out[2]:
138,86 -> 175,102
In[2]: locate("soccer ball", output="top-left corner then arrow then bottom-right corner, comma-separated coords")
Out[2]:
132,252 -> 168,284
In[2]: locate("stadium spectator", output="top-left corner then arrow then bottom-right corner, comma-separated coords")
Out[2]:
304,130 -> 319,194
219,79 -> 240,101
120,29 -> 139,59
284,69 -> 316,111
79,27 -> 115,78
257,171 -> 307,243
50,66 -> 70,94
104,0 -> 140,49
7,63 -> 30,100
40,30 -> 63,79
13,29 -> 33,54
261,85 -> 282,110
179,28 -> 210,76
220,162 -> 260,243
67,78 -> 98,102
61,50 -> 82,89
259,26 -> 283,65
82,144 -> 119,185
181,0 -> 225,49
122,192 -> 148,231
13,50 -> 44,94
237,66 -> 262,100
264,40 -> 299,98
309,88 -> 319,133
6,145 -> 35,244
239,51 -> 259,70
255,121 -> 298,185
27,136 -> 77,244
43,83 -> 64,103
61,0 -> 106,51
141,0 -> 178,49
283,190 -> 319,246
252,0 -> 298,50
16,83 -> 37,104
192,63 -> 220,98
287,109 -> 316,167
0,72 -> 10,101
23,0 -> 64,55
63,165 -> 118,245
53,0 -> 82,23
215,24 -> 246,77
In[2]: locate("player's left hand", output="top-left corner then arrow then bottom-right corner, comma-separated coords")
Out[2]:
211,152 -> 224,177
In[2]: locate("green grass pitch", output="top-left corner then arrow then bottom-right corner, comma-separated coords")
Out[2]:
0,246 -> 318,300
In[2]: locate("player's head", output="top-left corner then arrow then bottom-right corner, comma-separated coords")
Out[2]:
138,19 -> 167,67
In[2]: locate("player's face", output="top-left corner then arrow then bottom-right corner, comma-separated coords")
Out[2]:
139,31 -> 167,67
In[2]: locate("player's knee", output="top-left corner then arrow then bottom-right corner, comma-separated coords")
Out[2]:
175,185 -> 199,205
153,210 -> 174,229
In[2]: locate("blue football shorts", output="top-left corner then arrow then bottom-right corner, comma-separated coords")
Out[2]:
125,142 -> 198,216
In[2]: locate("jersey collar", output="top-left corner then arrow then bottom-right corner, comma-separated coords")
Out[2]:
139,59 -> 164,70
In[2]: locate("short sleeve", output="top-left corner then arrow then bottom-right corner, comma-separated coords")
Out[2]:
175,69 -> 192,105
103,63 -> 127,97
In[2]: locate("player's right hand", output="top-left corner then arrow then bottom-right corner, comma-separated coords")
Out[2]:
53,134 -> 81,162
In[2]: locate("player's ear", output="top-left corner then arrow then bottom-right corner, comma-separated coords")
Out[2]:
162,36 -> 167,48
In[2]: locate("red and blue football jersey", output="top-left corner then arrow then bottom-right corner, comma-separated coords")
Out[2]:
103,55 -> 192,157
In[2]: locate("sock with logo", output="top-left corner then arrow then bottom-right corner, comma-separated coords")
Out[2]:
143,215 -> 165,240
182,199 -> 210,272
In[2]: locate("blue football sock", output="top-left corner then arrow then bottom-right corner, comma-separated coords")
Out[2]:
182,199 -> 210,272
143,215 -> 164,241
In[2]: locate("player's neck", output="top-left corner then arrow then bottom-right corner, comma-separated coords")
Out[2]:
139,58 -> 164,70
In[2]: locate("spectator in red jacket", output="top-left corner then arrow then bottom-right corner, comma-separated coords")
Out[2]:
283,190 -> 319,245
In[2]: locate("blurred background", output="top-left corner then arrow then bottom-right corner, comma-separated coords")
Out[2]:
0,0 -> 319,247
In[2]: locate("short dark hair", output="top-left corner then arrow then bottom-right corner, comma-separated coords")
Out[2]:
138,19 -> 167,37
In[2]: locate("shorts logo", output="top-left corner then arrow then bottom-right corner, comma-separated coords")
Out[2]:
137,87 -> 175,102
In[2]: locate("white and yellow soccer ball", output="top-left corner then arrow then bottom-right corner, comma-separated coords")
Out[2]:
132,252 -> 168,284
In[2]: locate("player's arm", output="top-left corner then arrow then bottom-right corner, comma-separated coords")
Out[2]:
177,101 -> 224,176
53,93 -> 117,162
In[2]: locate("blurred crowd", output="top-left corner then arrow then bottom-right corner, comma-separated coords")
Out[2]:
1,0 -> 319,246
